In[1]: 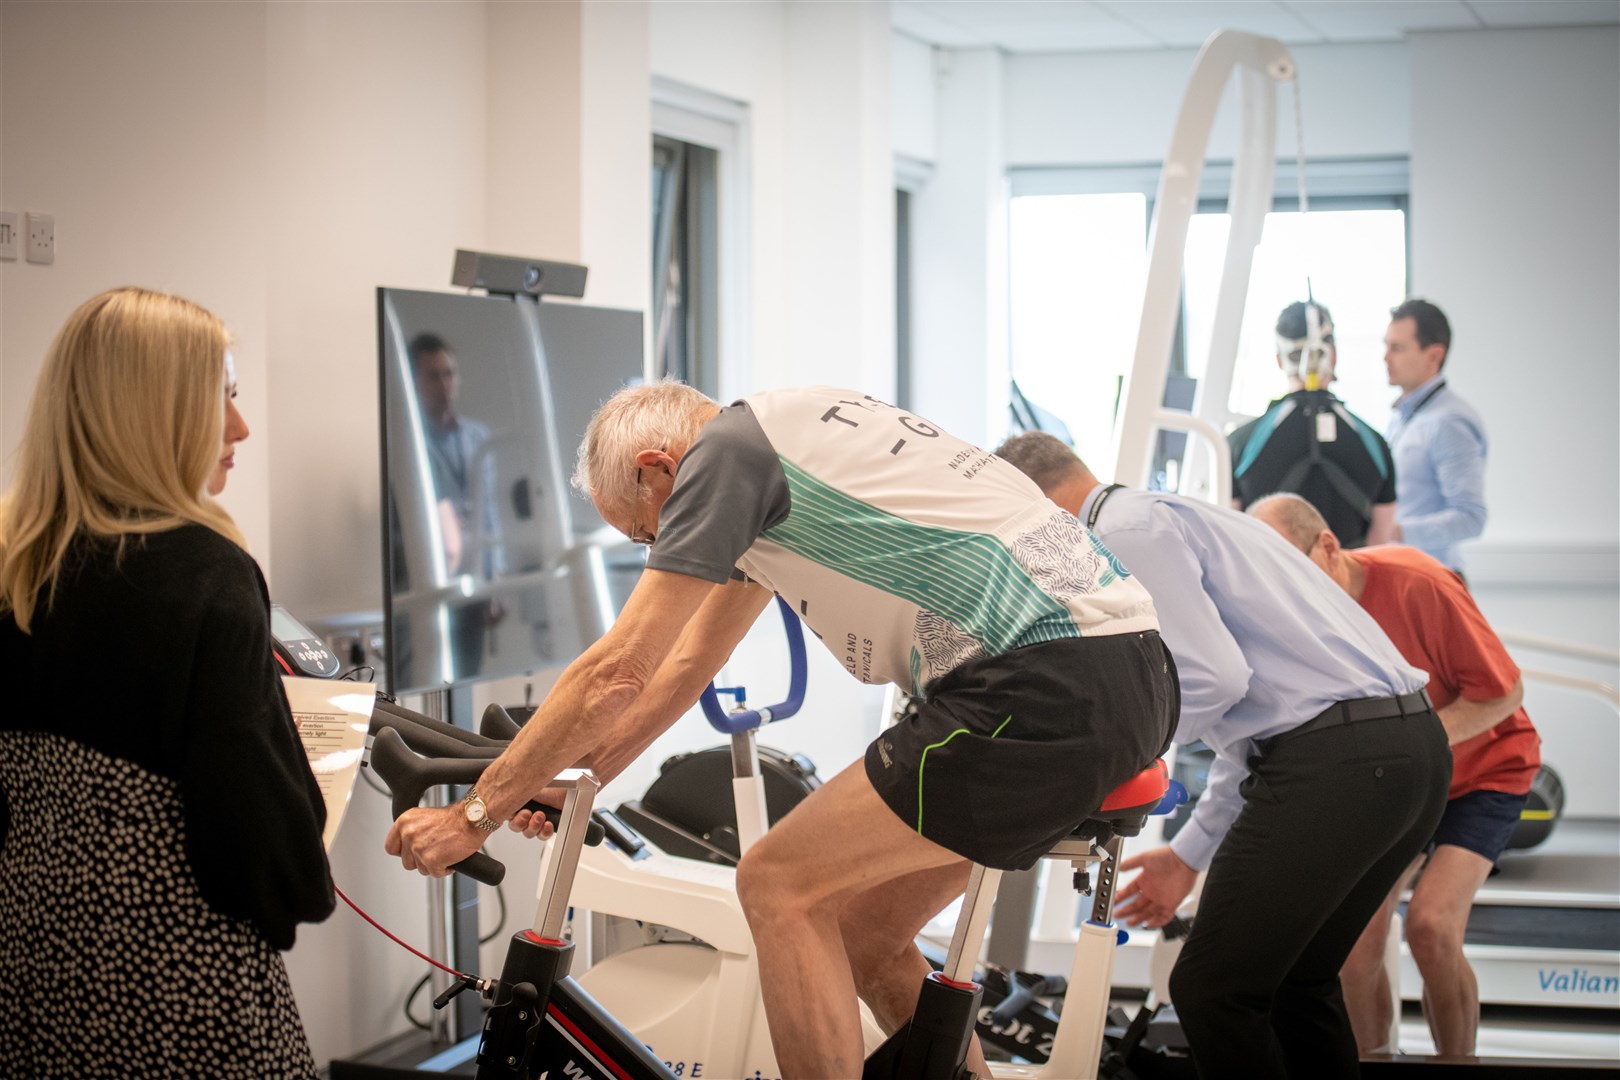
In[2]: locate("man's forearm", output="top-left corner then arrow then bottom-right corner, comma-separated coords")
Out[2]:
476,643 -> 647,819
1366,503 -> 1400,546
588,583 -> 776,782
1438,681 -> 1523,745
586,661 -> 721,784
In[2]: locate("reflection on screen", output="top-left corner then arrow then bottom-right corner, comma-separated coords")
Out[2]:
378,288 -> 642,695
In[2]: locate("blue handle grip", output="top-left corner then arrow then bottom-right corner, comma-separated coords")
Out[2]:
700,596 -> 807,734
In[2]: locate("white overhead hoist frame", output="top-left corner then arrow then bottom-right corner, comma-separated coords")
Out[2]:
1025,27 -> 1303,1000
1110,30 -> 1300,507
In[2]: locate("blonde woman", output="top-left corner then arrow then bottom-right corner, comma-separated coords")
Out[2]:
0,288 -> 334,1078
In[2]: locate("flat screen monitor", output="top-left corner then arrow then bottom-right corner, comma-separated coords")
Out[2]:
377,287 -> 644,695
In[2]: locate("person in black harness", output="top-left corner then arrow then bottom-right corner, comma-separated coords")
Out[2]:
1228,300 -> 1399,549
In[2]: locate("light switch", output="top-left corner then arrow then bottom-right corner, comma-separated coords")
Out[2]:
0,211 -> 18,260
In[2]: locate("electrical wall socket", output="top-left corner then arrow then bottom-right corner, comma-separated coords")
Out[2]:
26,211 -> 54,265
0,211 -> 18,260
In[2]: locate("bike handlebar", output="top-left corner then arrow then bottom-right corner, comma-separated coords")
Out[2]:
367,700 -> 603,886
699,596 -> 809,734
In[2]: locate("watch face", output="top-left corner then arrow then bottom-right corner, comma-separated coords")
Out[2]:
465,798 -> 487,824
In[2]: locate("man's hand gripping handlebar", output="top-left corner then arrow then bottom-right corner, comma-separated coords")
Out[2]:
369,700 -> 604,885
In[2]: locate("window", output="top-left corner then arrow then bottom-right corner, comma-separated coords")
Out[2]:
894,154 -> 932,413
1008,192 -> 1149,479
651,134 -> 718,395
1008,159 -> 1409,486
651,78 -> 751,400
1182,206 -> 1407,430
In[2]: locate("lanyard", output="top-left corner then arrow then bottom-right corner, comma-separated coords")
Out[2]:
1086,484 -> 1123,530
1407,379 -> 1447,418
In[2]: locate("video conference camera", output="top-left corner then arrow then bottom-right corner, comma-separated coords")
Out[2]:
451,249 -> 588,301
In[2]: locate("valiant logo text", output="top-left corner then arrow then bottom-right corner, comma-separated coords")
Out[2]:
1538,968 -> 1620,996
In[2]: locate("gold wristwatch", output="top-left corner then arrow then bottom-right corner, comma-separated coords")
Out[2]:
461,788 -> 500,834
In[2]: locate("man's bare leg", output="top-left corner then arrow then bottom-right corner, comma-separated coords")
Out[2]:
1341,855 -> 1423,1053
837,863 -> 994,1077
736,762 -> 975,1079
1405,844 -> 1493,1057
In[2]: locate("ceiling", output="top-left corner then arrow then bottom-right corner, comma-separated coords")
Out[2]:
891,0 -> 1620,53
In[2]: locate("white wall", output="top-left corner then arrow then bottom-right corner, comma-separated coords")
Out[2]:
909,48 -> 1009,447
1409,27 -> 1619,549
0,1 -> 274,552
1408,26 -> 1620,818
892,33 -> 937,168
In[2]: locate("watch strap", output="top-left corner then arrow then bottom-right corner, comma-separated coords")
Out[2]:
462,788 -> 500,834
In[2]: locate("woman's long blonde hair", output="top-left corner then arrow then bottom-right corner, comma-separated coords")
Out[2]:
0,286 -> 245,631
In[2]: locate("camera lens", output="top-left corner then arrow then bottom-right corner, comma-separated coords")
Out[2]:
524,265 -> 543,290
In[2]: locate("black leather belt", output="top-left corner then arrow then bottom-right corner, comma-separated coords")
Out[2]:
1259,689 -> 1434,755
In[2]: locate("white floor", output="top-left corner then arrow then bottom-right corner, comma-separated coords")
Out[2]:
1395,1011 -> 1620,1061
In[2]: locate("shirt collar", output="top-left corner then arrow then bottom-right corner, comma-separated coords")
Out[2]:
1393,372 -> 1446,416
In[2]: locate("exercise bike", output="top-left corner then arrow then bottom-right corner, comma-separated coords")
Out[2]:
370,701 -> 981,1079
480,597 -> 880,1078
372,687 -> 1187,1080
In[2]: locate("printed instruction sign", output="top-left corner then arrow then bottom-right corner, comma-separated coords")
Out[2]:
283,676 -> 374,851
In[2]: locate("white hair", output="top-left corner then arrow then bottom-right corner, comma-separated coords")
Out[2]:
1248,492 -> 1328,554
572,378 -> 719,514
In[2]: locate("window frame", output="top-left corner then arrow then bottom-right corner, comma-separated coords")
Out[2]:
651,77 -> 752,400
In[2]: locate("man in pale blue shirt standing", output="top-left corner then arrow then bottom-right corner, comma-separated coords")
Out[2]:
996,432 -> 1451,1080
1384,299 -> 1488,575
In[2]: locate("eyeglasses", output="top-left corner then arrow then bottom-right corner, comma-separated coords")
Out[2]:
629,467 -> 656,546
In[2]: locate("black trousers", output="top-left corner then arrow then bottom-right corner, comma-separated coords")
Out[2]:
1169,708 -> 1451,1080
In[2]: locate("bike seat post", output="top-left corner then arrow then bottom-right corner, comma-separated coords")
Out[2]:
533,770 -> 602,940
1087,834 -> 1128,925
729,728 -> 770,855
943,864 -> 1003,984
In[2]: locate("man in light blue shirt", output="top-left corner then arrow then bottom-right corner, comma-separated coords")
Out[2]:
1384,299 -> 1487,574
996,432 -> 1451,1080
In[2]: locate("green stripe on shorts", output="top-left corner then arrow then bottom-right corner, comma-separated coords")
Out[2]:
916,714 -> 1014,835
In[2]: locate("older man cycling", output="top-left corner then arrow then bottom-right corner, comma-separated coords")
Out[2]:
388,382 -> 1178,1078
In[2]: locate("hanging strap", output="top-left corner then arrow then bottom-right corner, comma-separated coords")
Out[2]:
1275,401 -> 1373,527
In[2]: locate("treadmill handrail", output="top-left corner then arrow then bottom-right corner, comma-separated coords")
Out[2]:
1500,632 -> 1620,668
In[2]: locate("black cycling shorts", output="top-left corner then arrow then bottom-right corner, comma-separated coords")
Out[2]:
864,631 -> 1179,871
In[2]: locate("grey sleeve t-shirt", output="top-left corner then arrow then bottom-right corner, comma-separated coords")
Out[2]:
644,402 -> 791,584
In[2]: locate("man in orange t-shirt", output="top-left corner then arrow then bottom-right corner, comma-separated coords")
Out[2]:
1251,493 -> 1539,1057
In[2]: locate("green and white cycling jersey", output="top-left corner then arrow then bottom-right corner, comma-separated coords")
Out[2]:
646,386 -> 1159,695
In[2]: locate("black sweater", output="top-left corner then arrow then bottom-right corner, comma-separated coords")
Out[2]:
0,524 -> 335,949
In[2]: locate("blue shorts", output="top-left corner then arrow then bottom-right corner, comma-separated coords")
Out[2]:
1429,788 -> 1528,864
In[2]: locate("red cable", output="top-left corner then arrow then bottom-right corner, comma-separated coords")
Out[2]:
335,883 -> 468,979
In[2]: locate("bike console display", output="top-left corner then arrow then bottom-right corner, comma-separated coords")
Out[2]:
270,604 -> 341,679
